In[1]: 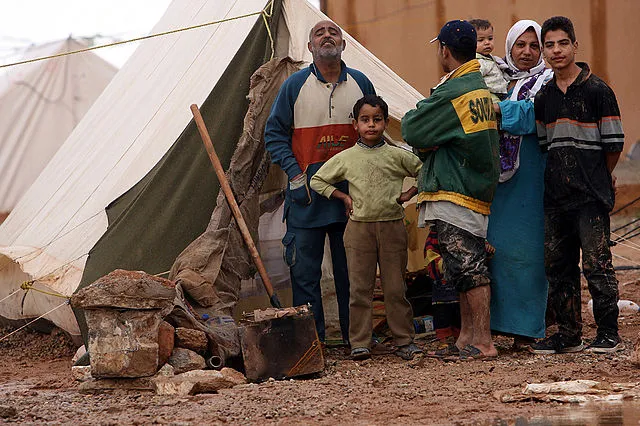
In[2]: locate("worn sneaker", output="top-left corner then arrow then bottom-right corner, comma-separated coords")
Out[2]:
529,333 -> 584,355
586,333 -> 625,353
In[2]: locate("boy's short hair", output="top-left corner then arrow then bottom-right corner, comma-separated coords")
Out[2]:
353,94 -> 389,120
469,19 -> 492,32
541,16 -> 576,43
445,43 -> 477,63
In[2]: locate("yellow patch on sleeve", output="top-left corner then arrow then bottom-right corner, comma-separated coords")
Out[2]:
450,89 -> 498,134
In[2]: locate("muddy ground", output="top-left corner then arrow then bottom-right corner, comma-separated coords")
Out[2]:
0,266 -> 639,425
0,185 -> 639,425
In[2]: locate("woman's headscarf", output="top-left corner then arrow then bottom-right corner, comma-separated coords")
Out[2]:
501,20 -> 546,81
496,20 -> 553,182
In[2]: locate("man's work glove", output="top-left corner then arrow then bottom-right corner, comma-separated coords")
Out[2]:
289,173 -> 312,205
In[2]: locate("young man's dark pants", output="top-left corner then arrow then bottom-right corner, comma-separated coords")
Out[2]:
283,222 -> 350,342
544,202 -> 619,339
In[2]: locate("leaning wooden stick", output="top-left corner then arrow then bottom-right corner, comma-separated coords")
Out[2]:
190,104 -> 283,309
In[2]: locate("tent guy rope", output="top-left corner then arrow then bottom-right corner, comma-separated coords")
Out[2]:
611,231 -> 640,252
0,289 -> 20,305
0,1 -> 275,70
0,301 -> 69,343
613,252 -> 640,268
20,281 -> 70,300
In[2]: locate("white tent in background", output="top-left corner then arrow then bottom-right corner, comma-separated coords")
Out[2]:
0,0 -> 425,337
0,37 -> 117,214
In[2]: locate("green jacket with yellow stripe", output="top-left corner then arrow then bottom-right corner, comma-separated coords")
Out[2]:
401,60 -> 500,215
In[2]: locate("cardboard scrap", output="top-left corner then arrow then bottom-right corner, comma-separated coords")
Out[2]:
495,380 -> 640,404
245,305 -> 310,322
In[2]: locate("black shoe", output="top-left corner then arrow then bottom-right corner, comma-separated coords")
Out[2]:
586,333 -> 625,353
529,333 -> 584,354
350,347 -> 371,360
395,343 -> 423,360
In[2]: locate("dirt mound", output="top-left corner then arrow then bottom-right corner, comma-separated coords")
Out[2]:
0,326 -> 77,361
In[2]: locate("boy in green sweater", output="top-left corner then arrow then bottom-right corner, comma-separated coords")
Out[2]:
310,95 -> 423,361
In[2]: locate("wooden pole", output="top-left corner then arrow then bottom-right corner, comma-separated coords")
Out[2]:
190,104 -> 282,309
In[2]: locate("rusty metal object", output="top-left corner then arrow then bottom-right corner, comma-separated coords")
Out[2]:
240,306 -> 324,382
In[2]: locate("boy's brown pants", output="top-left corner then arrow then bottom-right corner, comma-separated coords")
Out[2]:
343,219 -> 415,349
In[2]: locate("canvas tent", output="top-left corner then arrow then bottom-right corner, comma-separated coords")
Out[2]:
0,0 -> 425,338
0,38 -> 117,214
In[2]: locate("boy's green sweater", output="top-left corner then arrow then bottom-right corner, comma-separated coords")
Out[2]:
310,143 -> 422,222
402,60 -> 500,215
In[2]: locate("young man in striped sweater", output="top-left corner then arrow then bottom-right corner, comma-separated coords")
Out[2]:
530,16 -> 625,354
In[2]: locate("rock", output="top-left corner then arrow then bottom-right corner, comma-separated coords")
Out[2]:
71,365 -> 92,382
156,364 -> 175,377
0,405 -> 17,418
168,348 -> 206,374
175,327 -> 208,354
219,367 -> 247,386
78,377 -> 155,393
70,269 -> 176,312
153,368 -> 247,396
70,270 -> 179,379
86,309 -> 163,378
72,345 -> 87,364
158,321 -> 175,366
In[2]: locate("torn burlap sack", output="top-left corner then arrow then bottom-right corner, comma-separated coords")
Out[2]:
169,57 -> 300,316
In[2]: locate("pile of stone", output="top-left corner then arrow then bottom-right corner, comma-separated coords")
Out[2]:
70,269 -> 246,395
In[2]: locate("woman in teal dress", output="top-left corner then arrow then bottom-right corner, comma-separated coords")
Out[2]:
488,20 -> 553,347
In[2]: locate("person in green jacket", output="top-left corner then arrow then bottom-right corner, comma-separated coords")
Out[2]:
402,20 -> 500,360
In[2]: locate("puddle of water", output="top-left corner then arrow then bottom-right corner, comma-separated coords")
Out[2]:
493,403 -> 640,425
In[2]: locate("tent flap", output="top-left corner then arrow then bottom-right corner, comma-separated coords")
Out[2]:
169,57 -> 298,317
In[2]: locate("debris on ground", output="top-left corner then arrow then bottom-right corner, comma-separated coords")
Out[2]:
153,368 -> 247,396
1,269 -> 639,424
495,380 -> 640,403
240,305 -> 324,382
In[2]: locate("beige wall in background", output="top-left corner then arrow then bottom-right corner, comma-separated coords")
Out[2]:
322,0 -> 639,155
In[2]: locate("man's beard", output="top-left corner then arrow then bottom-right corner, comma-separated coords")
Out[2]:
313,44 -> 342,61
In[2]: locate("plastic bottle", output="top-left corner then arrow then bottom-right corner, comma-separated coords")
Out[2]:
588,299 -> 640,315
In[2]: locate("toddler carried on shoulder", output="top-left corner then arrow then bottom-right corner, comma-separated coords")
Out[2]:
470,19 -> 508,103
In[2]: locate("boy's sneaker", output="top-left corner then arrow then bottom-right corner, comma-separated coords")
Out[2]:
529,333 -> 584,355
586,333 -> 625,353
